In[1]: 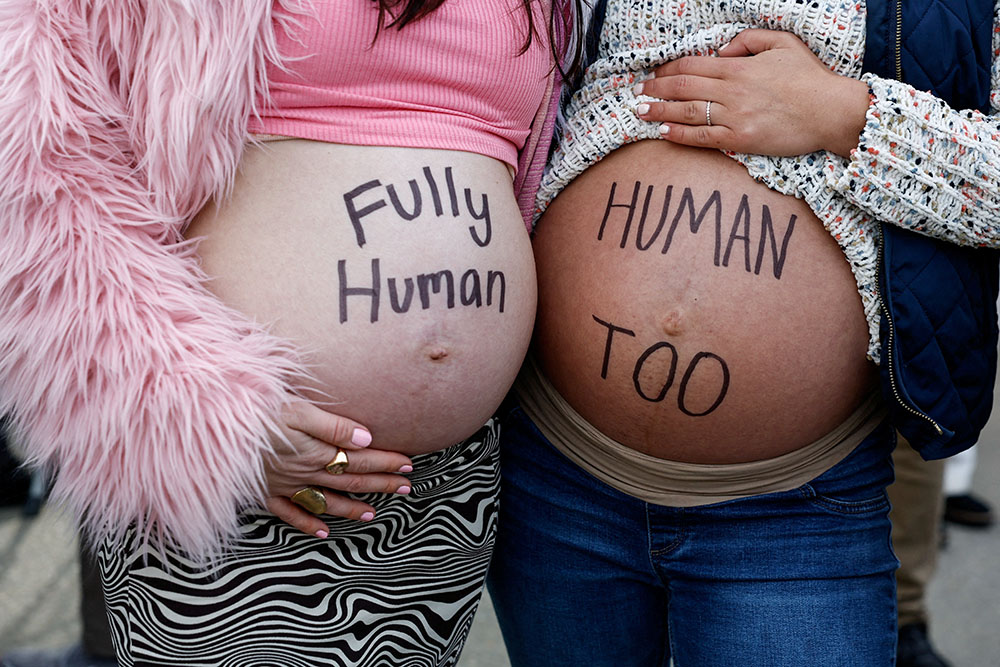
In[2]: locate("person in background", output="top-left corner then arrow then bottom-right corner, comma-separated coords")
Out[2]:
890,436 -> 951,667
944,444 -> 995,527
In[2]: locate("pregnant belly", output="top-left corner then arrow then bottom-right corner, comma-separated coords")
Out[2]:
187,141 -> 536,454
533,140 -> 875,463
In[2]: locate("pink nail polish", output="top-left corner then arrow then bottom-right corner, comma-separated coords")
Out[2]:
659,124 -> 670,136
315,529 -> 328,539
351,428 -> 372,447
633,83 -> 644,95
398,465 -> 414,473
636,103 -> 650,115
360,511 -> 375,521
396,485 -> 411,495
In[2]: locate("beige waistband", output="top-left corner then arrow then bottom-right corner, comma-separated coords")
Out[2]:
515,354 -> 886,507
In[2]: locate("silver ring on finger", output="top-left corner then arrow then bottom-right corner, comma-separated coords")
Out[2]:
705,100 -> 713,127
325,448 -> 349,475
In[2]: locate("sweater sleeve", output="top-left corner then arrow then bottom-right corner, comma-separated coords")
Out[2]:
0,2 -> 306,560
824,41 -> 1000,248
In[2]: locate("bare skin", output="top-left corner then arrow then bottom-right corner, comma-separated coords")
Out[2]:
535,139 -> 874,463
187,142 -> 536,536
634,30 -> 871,158
533,29 -> 877,463
263,400 -> 413,539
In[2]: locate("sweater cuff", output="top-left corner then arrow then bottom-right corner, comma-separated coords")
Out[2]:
830,74 -> 1000,247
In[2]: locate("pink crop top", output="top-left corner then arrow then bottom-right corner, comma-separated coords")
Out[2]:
248,0 -> 552,169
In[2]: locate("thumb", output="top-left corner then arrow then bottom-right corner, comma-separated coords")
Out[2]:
282,400 -> 374,450
718,29 -> 784,58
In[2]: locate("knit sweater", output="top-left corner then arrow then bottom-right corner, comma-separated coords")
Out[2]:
537,0 -> 1000,361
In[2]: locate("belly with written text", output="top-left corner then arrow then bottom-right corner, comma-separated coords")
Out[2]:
532,140 -> 875,463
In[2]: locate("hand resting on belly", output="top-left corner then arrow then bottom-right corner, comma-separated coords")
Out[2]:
187,141 -> 537,455
533,140 -> 875,463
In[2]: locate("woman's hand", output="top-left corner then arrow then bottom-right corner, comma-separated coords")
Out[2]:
264,400 -> 414,538
633,30 -> 870,158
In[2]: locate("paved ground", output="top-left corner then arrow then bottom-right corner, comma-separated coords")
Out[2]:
2,406 -> 999,666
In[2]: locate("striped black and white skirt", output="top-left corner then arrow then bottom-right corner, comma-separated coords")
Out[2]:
98,419 -> 500,667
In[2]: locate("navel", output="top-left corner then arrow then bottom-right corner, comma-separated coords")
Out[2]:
660,310 -> 684,337
426,345 -> 450,362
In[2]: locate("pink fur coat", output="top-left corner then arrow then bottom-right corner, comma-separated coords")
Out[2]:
0,0 -> 560,559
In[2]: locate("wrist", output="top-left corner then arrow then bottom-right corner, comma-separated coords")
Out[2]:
822,75 -> 871,158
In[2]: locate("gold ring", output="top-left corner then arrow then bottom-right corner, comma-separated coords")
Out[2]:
325,449 -> 349,475
290,487 -> 327,514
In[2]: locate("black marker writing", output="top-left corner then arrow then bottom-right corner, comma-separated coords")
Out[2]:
757,206 -> 795,279
598,181 -> 643,249
466,189 -> 492,248
344,180 -> 387,247
677,351 -> 730,417
597,181 -> 796,279
723,194 -> 752,273
663,187 -> 722,263
339,259 -> 505,323
593,314 -> 730,417
636,185 -> 673,251
632,341 -> 678,402
388,277 -> 414,313
386,180 -> 422,221
339,258 -> 380,323
424,166 -> 443,216
445,167 -> 460,216
342,165 -> 493,248
592,315 -> 637,379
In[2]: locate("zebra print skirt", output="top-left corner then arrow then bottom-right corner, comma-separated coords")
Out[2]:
98,419 -> 500,667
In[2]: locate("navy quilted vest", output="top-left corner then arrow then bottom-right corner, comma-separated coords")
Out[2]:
865,0 -> 999,459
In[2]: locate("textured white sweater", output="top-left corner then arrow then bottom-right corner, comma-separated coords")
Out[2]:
537,0 -> 1000,361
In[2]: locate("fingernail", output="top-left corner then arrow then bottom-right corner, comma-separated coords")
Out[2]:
360,511 -> 374,521
659,124 -> 670,136
351,428 -> 372,448
635,103 -> 650,115
398,465 -> 414,473
314,529 -> 328,539
396,485 -> 411,495
633,83 -> 644,95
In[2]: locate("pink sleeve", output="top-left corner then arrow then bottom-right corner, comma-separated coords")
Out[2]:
0,1 -> 306,560
514,1 -> 569,230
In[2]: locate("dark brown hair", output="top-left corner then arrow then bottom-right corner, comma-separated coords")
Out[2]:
372,0 -> 585,81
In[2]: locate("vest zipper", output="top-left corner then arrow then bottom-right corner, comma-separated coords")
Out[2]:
876,228 -> 945,435
893,0 -> 903,80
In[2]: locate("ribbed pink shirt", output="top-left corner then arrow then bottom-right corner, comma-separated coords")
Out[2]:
248,0 -> 552,169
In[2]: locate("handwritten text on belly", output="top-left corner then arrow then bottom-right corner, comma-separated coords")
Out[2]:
337,165 -> 504,323
597,181 -> 796,280
593,315 -> 730,417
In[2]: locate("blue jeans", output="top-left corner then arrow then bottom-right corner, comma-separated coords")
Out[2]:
487,403 -> 899,667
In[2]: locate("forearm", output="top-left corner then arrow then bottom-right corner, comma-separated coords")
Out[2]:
826,74 -> 1000,248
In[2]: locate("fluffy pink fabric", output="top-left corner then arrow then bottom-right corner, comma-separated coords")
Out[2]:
0,0 -> 310,560
0,0 -> 562,561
